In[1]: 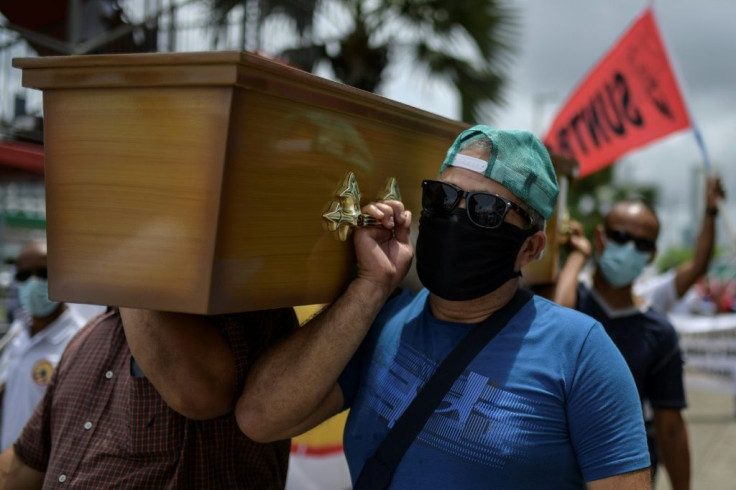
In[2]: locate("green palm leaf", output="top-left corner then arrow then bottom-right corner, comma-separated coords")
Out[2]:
202,0 -> 518,123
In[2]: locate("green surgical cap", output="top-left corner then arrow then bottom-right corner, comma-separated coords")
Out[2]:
439,125 -> 559,219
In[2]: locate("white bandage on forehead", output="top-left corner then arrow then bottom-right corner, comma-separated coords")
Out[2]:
448,153 -> 489,175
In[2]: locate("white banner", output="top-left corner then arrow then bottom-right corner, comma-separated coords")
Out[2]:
669,313 -> 736,395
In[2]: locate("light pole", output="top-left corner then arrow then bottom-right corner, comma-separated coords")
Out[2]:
67,0 -> 82,52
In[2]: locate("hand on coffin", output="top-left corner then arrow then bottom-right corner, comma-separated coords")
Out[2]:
553,220 -> 590,309
562,220 -> 591,259
236,203 -> 411,442
353,199 -> 413,298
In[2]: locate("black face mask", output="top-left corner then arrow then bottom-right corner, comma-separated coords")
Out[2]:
416,209 -> 535,301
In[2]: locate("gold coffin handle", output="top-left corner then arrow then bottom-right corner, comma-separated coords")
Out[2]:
322,172 -> 402,241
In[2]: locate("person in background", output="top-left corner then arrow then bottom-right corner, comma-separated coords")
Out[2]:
0,241 -> 85,451
634,175 -> 725,314
237,125 -> 652,489
554,199 -> 690,490
3,267 -> 22,327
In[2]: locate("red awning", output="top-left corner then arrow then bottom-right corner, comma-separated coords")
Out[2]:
0,139 -> 44,174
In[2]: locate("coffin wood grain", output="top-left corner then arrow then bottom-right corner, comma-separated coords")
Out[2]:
14,51 -> 563,313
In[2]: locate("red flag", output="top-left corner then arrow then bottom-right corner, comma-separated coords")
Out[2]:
543,8 -> 691,177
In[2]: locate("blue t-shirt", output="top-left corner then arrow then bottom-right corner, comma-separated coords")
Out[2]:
338,289 -> 650,489
576,284 -> 686,410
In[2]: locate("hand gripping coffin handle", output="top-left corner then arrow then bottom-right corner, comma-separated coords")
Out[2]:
322,172 -> 402,241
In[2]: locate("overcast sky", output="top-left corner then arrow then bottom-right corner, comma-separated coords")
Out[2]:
382,0 -> 736,253
3,0 -> 733,252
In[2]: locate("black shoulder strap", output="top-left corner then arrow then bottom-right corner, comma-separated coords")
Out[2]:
354,288 -> 534,490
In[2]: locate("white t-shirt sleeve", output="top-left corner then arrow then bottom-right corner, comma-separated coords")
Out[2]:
634,269 -> 678,314
0,321 -> 25,386
0,349 -> 9,386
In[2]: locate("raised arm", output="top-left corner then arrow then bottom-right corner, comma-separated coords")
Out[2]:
236,200 -> 413,442
119,309 -> 236,420
0,446 -> 44,490
673,175 -> 724,297
553,220 -> 591,308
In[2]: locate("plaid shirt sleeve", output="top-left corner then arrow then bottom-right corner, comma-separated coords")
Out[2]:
216,308 -> 299,393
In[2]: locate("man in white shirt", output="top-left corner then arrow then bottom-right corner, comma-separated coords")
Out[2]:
0,241 -> 86,450
634,176 -> 725,314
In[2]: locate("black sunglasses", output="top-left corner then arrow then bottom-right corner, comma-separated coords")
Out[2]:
14,267 -> 48,283
605,228 -> 656,253
421,180 -> 534,229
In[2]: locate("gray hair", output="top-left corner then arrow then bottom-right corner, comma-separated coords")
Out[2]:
458,135 -> 493,155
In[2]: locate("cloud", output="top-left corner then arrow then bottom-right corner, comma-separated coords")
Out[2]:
385,0 -> 736,251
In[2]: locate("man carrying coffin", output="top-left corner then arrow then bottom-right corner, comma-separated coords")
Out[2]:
0,305 -> 298,488
237,125 -> 653,489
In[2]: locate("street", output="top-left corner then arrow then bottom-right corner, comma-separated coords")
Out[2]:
655,384 -> 736,489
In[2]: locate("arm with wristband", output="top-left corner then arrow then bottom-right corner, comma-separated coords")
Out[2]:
673,175 -> 724,299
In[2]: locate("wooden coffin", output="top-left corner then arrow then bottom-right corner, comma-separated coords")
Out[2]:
13,51 -> 565,314
521,154 -> 578,292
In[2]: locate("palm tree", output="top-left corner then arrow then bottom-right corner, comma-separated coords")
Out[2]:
205,0 -> 517,123
206,0 -> 318,51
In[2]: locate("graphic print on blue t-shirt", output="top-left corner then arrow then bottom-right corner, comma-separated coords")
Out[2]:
340,289 -> 651,488
363,339 -> 543,468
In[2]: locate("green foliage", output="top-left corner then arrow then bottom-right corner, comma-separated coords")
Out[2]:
655,247 -> 692,273
656,245 -> 734,275
204,0 -> 518,123
566,166 -> 659,241
207,0 -> 319,33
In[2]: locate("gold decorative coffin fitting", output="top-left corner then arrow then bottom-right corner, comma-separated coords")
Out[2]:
322,173 -> 402,241
13,51 -> 566,314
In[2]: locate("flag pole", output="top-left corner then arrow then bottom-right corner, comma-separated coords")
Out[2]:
694,126 -> 736,251
688,81 -> 735,253
692,115 -> 735,254
692,125 -> 711,171
651,2 -> 736,252
692,123 -> 736,253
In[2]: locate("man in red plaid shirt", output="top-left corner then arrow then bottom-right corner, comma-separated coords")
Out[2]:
0,307 -> 298,489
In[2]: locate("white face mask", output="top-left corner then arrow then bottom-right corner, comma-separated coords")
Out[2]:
597,241 -> 651,288
18,277 -> 60,318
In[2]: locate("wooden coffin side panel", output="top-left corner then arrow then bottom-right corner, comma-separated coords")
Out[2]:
520,204 -> 560,285
208,83 -> 464,313
16,52 -> 567,313
44,86 -> 231,312
520,155 -> 578,288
